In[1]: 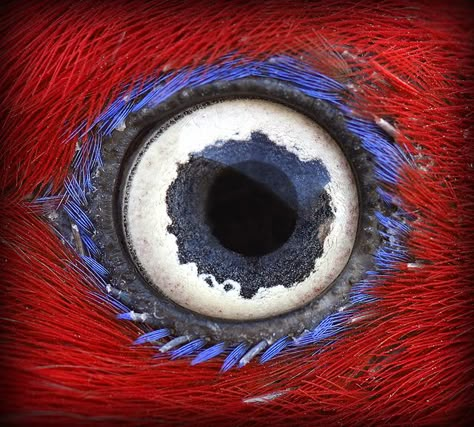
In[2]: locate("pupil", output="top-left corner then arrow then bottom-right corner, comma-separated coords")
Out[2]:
205,161 -> 297,257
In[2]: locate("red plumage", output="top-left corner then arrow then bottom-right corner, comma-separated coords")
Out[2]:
1,1 -> 473,425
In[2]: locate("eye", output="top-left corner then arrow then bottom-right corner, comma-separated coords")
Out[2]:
124,97 -> 358,320
61,72 -> 390,361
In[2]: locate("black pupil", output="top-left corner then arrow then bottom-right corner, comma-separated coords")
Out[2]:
205,161 -> 297,257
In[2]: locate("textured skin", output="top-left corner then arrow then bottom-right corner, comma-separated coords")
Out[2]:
0,1 -> 473,425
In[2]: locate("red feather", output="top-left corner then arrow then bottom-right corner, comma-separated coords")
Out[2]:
1,1 -> 472,425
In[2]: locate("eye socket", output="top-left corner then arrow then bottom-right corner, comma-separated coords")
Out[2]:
83,77 -> 382,344
123,98 -> 358,320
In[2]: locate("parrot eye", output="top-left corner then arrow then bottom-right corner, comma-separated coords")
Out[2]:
123,97 -> 358,320
55,63 -> 406,367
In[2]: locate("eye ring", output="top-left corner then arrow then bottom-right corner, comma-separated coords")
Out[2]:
84,77 -> 384,344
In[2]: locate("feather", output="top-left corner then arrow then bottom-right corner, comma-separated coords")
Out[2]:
1,0 -> 472,424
